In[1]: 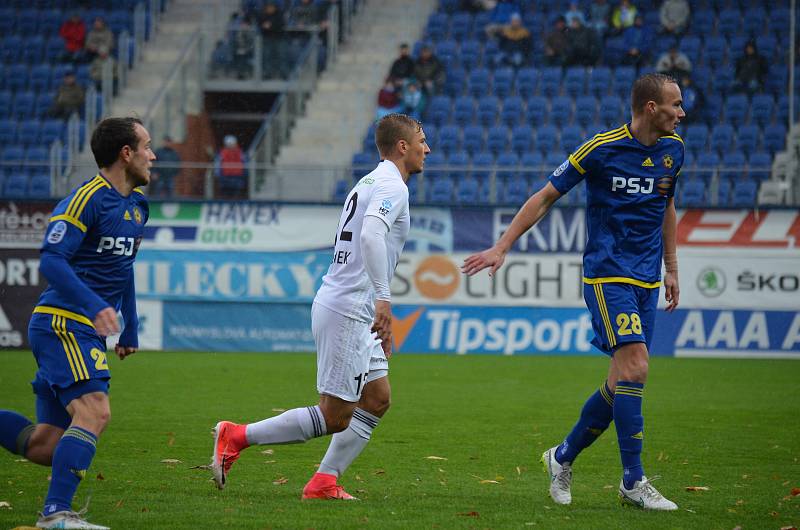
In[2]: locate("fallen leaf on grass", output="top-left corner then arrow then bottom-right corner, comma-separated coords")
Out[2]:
160,459 -> 182,465
425,456 -> 447,460
260,449 -> 274,455
271,408 -> 286,413
741,474 -> 750,479
96,473 -> 105,481
603,485 -> 614,489
685,508 -> 696,513
264,460 -> 276,464
166,432 -> 175,447
354,475 -> 363,482
141,507 -> 149,513
0,501 -> 11,509
516,466 -> 522,475
685,486 -> 710,491
438,468 -> 446,473
692,474 -> 702,478
189,464 -> 211,470
770,511 -> 779,517
456,511 -> 479,517
272,477 -> 288,485
791,487 -> 800,496
736,499 -> 745,505
114,500 -> 124,509
14,459 -> 28,463
480,480 -> 500,484
373,469 -> 385,475
728,508 -> 737,513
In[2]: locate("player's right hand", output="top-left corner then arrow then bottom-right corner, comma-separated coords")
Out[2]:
461,246 -> 507,277
94,307 -> 120,337
372,300 -> 393,358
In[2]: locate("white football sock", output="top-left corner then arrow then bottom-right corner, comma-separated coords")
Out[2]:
318,408 -> 379,477
245,406 -> 326,445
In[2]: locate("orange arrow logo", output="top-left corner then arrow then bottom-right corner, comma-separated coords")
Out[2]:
392,307 -> 424,351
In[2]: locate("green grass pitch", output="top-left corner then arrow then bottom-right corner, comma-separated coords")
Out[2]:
1,351 -> 798,529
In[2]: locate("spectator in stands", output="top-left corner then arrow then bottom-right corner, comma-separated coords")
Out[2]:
210,39 -> 232,78
402,80 -> 425,121
258,2 -> 287,79
564,2 -> 587,26
150,137 -> 181,197
49,70 -> 85,120
588,0 -> 611,37
656,45 -> 692,79
565,16 -> 598,67
610,0 -> 637,35
85,17 -> 115,62
291,0 -> 326,29
734,39 -> 768,95
388,43 -> 416,86
89,46 -> 118,93
659,0 -> 690,36
679,75 -> 704,123
218,134 -> 247,199
59,12 -> 87,62
497,13 -> 532,68
622,14 -> 650,67
414,45 -> 445,95
232,18 -> 255,79
485,0 -> 520,39
376,79 -> 402,119
544,16 -> 569,66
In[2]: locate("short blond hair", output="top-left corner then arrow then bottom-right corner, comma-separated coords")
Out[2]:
374,113 -> 421,157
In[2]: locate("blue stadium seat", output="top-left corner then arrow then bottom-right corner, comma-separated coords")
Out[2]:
718,8 -> 742,38
444,66 -> 466,97
468,68 -> 490,97
743,6 -> 767,36
3,173 -> 28,198
29,64 -> 52,94
769,7 -> 791,36
438,124 -> 461,155
108,10 -> 133,35
540,67 -> 562,98
0,9 -> 14,36
35,93 -> 55,119
588,66 -> 611,97
12,93 -> 36,120
453,96 -> 475,126
427,176 -> 454,203
545,151 -> 567,170
695,151 -> 720,183
436,40 -> 459,69
728,34 -> 748,63
511,124 -> 533,155
41,119 -> 65,146
1,35 -> 24,64
501,96 -> 524,127
750,94 -> 774,126
17,120 -> 41,147
0,91 -> 11,118
351,151 -> 374,180
612,67 -> 635,99
487,125 -> 509,154
17,9 -> 40,34
28,174 -> 50,198
463,125 -> 484,155
471,151 -> 494,183
748,151 -> 772,181
496,151 -> 519,181
456,177 -> 480,204
515,67 -> 539,98
776,94 -> 799,124
755,34 -> 778,61
333,179 -> 349,202
680,35 -> 702,65
560,125 -> 583,152
703,36 -> 727,68
40,10 -> 63,35
710,123 -> 735,156
724,94 -> 748,126
736,124 -> 760,156
603,36 -> 626,66
685,124 -> 709,156
563,67 -> 586,98
716,178 -> 731,206
719,151 -> 747,182
447,151 -> 470,180
521,151 -> 544,174
536,125 -> 559,154
680,179 -> 706,208
492,68 -> 514,99
763,123 -> 786,154
1,145 -> 25,174
600,95 -> 623,127
7,64 -> 29,93
526,95 -> 547,125
423,152 -> 447,181
425,13 -> 448,41
502,175 -> 529,204
459,39 -> 481,70
731,179 -> 757,207
407,176 -> 419,203
692,9 -> 715,35
549,96 -> 572,126
427,95 -> 451,126
22,36 -> 45,65
0,119 -> 16,145
477,95 -> 500,126
450,12 -> 473,41
575,96 -> 597,127
45,36 -> 65,63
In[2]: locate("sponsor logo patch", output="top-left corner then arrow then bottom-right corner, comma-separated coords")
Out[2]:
553,159 -> 569,176
46,221 -> 67,244
378,199 -> 392,216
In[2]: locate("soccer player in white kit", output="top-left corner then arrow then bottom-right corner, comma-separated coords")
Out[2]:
211,114 -> 430,499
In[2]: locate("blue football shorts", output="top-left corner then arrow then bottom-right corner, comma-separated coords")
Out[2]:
28,312 -> 110,428
583,282 -> 659,356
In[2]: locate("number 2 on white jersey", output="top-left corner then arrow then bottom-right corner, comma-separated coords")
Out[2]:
334,192 -> 358,245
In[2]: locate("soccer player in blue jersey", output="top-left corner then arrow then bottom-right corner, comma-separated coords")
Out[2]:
463,73 -> 684,510
0,117 -> 153,529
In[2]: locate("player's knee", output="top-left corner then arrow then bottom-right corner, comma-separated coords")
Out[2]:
363,393 -> 391,417
325,415 -> 352,434
620,358 -> 649,383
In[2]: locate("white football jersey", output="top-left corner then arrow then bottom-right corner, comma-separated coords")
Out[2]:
315,160 -> 411,323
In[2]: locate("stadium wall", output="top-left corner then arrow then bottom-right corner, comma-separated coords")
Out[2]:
1,200 -> 798,358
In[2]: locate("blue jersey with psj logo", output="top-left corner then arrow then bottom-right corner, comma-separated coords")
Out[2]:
549,124 -> 684,286
36,174 -> 149,322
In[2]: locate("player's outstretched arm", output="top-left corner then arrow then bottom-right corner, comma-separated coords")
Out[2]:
361,215 -> 393,357
462,182 -> 562,277
116,269 -> 139,359
662,197 -> 680,312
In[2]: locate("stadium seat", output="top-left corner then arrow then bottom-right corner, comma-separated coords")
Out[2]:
11,92 -> 35,121
29,64 -> 52,94
425,13 -> 448,41
563,67 -> 586,98
549,96 -> 572,126
351,151 -> 374,180
692,9 -> 715,35
703,36 -> 727,68
731,179 -> 757,207
40,9 -> 63,35
423,152 -> 447,181
332,179 -> 349,202
0,9 -> 13,36
521,151 -> 545,175
455,177 -> 480,204
468,68 -> 490,97
695,151 -> 720,183
482,39 -> 501,67
755,34 -> 778,61
459,39 -> 481,70
716,177 -> 731,206
603,36 -> 626,66
0,119 -> 16,145
710,124 -> 735,156
748,151 -> 773,181
35,94 -> 55,119
545,151 -> 567,170
28,174 -> 51,198
560,125 -> 583,153
588,66 -> 611,97
526,95 -> 547,125
407,176 -> 419,203
477,95 -> 500,126
7,64 -> 29,93
45,36 -> 65,64
540,67 -> 562,98
427,176 -> 454,203
515,67 -> 539,98
435,40 -> 458,69
492,68 -> 514,99
743,6 -> 767,36
1,36 -> 24,64
108,9 -> 133,35
718,8 -> 742,38
450,12 -> 473,41
724,95 -> 748,126
680,178 -> 706,208
763,123 -> 786,154
453,96 -> 475,126
536,125 -> 559,154
684,124 -> 709,156
769,7 -> 791,36
612,67 -> 635,99
496,151 -> 519,181
600,95 -> 623,127
438,124 -> 461,155
463,125 -> 484,155
22,35 -> 45,65
500,96 -> 524,127
16,119 -> 40,147
511,124 -> 533,155
575,96 -> 597,127
444,66 -> 466,97
719,151 -> 747,182
750,94 -> 774,126
680,35 -> 701,65
487,125 -> 509,154
736,124 -> 760,156
447,150 -> 470,180
502,175 -> 529,204
427,95 -> 451,126
471,151 -> 494,183
3,173 -> 28,198
712,66 -> 735,97
728,34 -> 749,64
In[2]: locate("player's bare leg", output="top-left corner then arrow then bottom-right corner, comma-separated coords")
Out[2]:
212,395 -> 356,490
25,424 -> 63,466
304,376 -> 391,500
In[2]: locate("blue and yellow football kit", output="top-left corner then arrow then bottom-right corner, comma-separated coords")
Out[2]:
549,124 -> 684,354
30,174 -> 148,426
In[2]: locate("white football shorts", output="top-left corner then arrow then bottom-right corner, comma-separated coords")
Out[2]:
311,302 -> 389,402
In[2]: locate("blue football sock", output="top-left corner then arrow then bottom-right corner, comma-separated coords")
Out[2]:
0,410 -> 34,456
43,427 -> 97,516
555,382 -> 614,464
614,381 -> 645,489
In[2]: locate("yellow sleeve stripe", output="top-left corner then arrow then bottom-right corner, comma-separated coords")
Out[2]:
69,178 -> 109,220
568,155 -> 586,175
66,176 -> 109,220
34,305 -> 95,328
49,214 -> 87,233
572,130 -> 628,164
133,187 -> 145,194
583,276 -> 662,289
571,125 -> 626,160
65,176 -> 103,218
660,134 -> 684,144
594,284 -> 617,348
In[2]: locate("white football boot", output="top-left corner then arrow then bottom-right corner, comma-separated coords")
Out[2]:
36,510 -> 110,529
541,446 -> 572,505
619,476 -> 678,510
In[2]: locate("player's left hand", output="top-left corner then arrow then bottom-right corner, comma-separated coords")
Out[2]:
372,300 -> 393,358
115,344 -> 137,360
663,271 -> 680,312
462,246 -> 507,277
